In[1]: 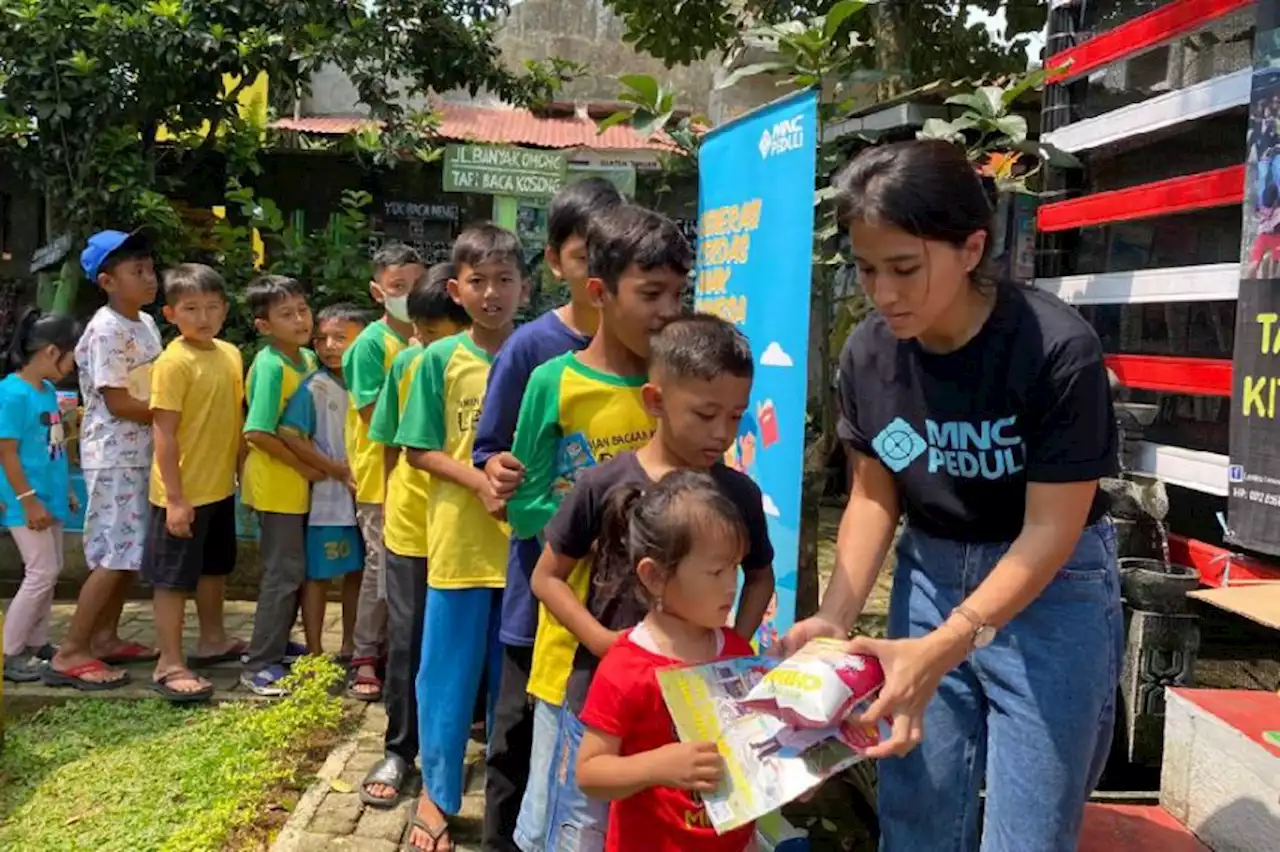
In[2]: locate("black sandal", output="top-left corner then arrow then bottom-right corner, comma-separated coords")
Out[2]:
360,754 -> 410,808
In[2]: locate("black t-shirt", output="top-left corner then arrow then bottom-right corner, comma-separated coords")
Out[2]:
837,284 -> 1117,543
543,451 -> 774,713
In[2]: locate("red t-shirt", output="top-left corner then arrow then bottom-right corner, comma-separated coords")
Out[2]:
578,627 -> 757,852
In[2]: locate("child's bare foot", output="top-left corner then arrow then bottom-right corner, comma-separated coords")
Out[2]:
48,649 -> 129,688
150,667 -> 214,703
91,639 -> 159,665
188,638 -> 248,667
406,794 -> 452,852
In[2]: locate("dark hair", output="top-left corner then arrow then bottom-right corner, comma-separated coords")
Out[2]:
100,247 -> 153,278
452,222 -> 525,276
407,262 -> 470,326
548,177 -> 625,250
316,302 -> 370,327
7,308 -> 81,372
587,204 -> 692,293
163,263 -> 226,303
593,469 -> 748,610
245,274 -> 308,320
832,139 -> 994,283
651,313 -> 753,381
372,243 -> 424,279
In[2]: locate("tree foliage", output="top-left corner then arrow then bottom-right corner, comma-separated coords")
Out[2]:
0,0 -> 574,259
602,0 -> 1046,85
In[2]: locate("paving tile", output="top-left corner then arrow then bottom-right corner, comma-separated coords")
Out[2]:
354,799 -> 412,841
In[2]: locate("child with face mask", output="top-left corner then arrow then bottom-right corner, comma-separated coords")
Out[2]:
342,243 -> 426,701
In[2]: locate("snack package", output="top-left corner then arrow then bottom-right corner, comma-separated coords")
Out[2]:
741,637 -> 884,729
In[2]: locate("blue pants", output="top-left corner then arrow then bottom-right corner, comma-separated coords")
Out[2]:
1261,157 -> 1273,209
514,699 -> 560,852
416,586 -> 503,815
544,707 -> 609,852
878,521 -> 1123,852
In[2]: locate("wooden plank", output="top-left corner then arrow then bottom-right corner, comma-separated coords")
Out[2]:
1188,585 -> 1280,631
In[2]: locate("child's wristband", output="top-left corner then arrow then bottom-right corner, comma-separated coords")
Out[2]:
15,489 -> 35,500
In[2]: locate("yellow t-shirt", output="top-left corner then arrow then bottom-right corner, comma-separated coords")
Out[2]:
508,352 -> 654,706
395,333 -> 509,589
149,338 -> 245,508
343,319 -> 408,505
241,345 -> 318,514
368,345 -> 430,558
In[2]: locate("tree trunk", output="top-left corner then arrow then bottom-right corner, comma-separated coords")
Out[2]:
873,0 -> 911,98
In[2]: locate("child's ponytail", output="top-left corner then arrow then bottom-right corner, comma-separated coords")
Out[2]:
6,307 -> 81,374
592,482 -> 647,607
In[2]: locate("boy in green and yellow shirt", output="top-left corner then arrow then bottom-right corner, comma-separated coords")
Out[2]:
506,204 -> 690,852
240,275 -> 320,696
361,262 -> 470,807
343,243 -> 425,700
398,224 -> 526,851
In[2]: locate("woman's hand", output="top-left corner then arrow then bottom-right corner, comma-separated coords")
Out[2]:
849,631 -> 966,759
773,613 -> 845,657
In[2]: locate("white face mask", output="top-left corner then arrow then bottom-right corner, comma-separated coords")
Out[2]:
383,293 -> 410,323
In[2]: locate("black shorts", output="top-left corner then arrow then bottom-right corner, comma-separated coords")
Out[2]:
141,497 -> 238,592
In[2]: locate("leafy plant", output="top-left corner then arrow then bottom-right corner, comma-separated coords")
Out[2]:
916,67 -> 1081,193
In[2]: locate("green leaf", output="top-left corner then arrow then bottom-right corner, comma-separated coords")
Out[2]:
822,0 -> 870,42
716,62 -> 786,91
944,92 -> 989,114
1000,67 -> 1051,106
994,114 -> 1028,143
617,74 -> 660,107
595,110 -> 633,135
977,86 -> 1005,118
919,118 -> 962,141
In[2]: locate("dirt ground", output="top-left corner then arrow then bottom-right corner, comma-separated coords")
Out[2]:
816,503 -> 894,638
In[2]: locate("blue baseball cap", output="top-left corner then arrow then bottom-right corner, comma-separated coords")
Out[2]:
81,229 -> 152,282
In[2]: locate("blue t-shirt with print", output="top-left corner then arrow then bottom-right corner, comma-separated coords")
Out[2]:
472,310 -> 590,647
0,374 -> 71,528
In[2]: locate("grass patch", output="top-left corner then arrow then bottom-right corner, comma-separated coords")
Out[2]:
0,656 -> 349,852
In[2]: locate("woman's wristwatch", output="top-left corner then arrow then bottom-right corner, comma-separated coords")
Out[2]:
951,604 -> 996,650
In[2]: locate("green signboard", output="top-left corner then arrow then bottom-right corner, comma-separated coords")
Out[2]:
567,163 -> 637,198
443,144 -> 568,197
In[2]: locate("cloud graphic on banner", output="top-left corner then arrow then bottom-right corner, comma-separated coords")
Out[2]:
760,342 -> 793,367
762,494 -> 781,517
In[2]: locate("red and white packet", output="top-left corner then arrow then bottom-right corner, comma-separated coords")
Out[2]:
741,637 -> 885,732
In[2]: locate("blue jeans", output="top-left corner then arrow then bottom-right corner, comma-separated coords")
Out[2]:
514,699 -> 559,852
544,707 -> 609,852
878,520 -> 1123,852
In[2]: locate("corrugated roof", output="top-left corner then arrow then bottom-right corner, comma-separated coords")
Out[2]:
273,100 -> 676,151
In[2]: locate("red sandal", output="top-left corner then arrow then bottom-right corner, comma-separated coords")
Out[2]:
41,659 -> 131,692
346,655 -> 383,702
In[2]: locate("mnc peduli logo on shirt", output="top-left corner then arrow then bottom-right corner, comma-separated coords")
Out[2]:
871,416 -> 1025,480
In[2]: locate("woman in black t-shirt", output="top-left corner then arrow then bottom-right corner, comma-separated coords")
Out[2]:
781,140 -> 1122,852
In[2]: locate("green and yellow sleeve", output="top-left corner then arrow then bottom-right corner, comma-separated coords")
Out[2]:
507,360 -> 565,540
396,337 -> 457,452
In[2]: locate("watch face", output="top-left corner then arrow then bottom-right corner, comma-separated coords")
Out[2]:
973,626 -> 996,648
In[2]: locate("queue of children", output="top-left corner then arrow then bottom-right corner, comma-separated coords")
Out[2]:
1,179 -> 779,852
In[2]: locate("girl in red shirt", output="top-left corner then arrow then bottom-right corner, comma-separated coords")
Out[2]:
576,469 -> 758,852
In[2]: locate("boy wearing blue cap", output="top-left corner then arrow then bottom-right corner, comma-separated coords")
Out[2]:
48,230 -> 167,689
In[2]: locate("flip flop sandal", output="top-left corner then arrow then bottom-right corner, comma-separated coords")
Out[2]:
100,642 -> 160,666
150,669 -> 215,704
346,672 -> 383,702
403,809 -> 451,852
188,639 -> 249,667
42,659 -> 131,692
360,754 -> 411,808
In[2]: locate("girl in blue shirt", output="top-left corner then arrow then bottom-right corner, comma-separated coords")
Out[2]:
1,309 -> 82,684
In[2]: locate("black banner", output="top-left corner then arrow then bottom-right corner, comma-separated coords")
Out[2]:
1228,1 -> 1280,554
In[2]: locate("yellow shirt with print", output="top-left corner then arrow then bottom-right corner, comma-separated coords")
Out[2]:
396,333 -> 509,589
343,319 -> 408,505
148,339 -> 245,508
508,352 -> 655,706
368,345 -> 430,558
242,345 -> 318,514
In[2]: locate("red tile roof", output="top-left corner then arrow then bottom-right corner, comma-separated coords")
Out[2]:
274,100 -> 676,152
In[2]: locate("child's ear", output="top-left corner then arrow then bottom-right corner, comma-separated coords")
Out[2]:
544,245 -> 563,281
369,280 -> 384,305
636,556 -> 665,601
161,304 -> 176,324
253,317 -> 271,336
520,276 -> 532,307
641,381 -> 663,417
447,278 -> 464,306
97,272 -> 113,291
586,277 -> 607,308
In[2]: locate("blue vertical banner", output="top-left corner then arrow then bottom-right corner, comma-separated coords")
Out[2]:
695,89 -> 818,648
